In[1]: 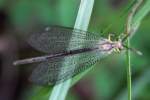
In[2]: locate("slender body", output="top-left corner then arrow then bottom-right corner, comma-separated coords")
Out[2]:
13,47 -> 98,65
13,39 -> 124,66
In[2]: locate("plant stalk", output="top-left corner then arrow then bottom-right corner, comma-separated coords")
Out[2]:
125,0 -> 143,100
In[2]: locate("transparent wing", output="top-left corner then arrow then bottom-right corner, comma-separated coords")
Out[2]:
29,49 -> 108,85
27,26 -> 102,53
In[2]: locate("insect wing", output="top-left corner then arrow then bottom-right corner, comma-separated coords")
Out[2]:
29,49 -> 108,85
27,26 -> 101,53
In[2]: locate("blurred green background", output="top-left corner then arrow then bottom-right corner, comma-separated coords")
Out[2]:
0,0 -> 149,100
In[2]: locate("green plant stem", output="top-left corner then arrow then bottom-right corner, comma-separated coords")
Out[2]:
115,1 -> 150,99
126,38 -> 131,100
125,1 -> 143,100
126,0 -> 143,34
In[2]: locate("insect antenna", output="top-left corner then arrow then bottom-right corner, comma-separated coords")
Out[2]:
122,44 -> 143,56
119,32 -> 142,56
121,33 -> 131,42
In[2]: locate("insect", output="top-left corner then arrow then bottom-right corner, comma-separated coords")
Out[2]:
13,26 -> 142,85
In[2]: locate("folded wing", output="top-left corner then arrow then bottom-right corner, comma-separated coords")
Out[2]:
29,49 -> 108,85
27,26 -> 101,53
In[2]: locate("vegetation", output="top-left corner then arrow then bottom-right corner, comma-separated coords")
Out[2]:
0,0 -> 149,100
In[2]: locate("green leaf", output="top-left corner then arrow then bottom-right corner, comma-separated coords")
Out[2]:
132,0 -> 150,30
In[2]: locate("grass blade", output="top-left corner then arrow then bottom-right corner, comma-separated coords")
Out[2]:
49,0 -> 95,100
132,0 -> 150,30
